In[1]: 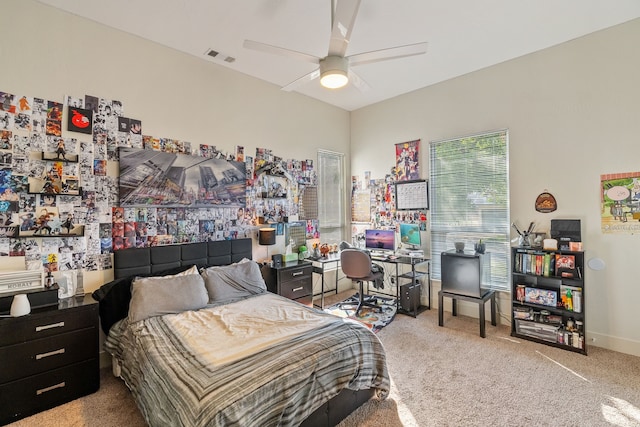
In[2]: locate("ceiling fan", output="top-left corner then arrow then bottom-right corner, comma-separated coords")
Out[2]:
243,0 -> 428,91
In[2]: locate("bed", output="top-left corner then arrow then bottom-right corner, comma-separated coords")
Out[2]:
92,238 -> 390,426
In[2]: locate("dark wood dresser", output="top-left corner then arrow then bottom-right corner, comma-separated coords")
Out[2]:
0,294 -> 100,425
261,261 -> 313,306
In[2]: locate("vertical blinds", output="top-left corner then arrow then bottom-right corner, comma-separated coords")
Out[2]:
429,130 -> 510,290
318,150 -> 345,243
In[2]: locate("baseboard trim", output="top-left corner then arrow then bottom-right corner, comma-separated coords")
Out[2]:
586,331 -> 640,357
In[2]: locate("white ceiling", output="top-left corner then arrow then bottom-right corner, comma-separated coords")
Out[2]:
37,0 -> 640,111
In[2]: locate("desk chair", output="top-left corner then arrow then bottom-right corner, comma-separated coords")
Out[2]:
338,249 -> 383,316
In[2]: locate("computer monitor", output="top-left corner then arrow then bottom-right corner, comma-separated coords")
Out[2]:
399,223 -> 421,249
364,229 -> 396,252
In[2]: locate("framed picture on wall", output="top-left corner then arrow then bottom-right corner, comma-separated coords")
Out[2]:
66,106 -> 93,134
118,147 -> 246,208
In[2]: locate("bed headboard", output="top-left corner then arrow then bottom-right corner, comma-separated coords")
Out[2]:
113,239 -> 253,278
93,238 -> 253,334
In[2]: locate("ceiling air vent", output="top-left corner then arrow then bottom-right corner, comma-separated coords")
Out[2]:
205,49 -> 235,64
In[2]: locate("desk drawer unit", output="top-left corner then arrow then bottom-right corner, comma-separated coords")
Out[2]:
0,296 -> 99,425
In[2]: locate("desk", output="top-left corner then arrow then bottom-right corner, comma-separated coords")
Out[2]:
370,255 -> 431,317
310,253 -> 431,315
309,255 -> 341,309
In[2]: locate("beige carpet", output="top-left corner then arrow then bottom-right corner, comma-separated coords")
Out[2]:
9,291 -> 640,427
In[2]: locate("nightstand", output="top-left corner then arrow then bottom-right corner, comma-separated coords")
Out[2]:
0,294 -> 100,425
261,260 -> 313,306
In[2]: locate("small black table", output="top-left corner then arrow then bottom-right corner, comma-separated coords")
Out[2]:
438,289 -> 496,338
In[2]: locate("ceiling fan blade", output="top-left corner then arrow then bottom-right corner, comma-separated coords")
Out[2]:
348,42 -> 428,66
348,69 -> 370,92
243,39 -> 318,64
328,0 -> 361,57
281,68 -> 321,92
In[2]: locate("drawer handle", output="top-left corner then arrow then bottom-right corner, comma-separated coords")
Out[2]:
292,286 -> 304,292
37,382 -> 66,395
292,271 -> 304,277
36,348 -> 65,360
35,321 -> 65,332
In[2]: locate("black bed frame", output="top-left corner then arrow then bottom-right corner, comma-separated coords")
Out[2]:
104,238 -> 373,426
113,238 -> 253,279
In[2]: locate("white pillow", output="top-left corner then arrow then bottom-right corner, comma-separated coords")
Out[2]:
201,260 -> 266,304
128,266 -> 208,323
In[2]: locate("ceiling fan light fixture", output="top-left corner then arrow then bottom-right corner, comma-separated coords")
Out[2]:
320,56 -> 349,89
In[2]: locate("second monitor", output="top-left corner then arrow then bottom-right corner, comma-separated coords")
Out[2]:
399,223 -> 421,249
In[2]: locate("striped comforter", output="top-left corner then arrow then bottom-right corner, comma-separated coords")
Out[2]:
105,293 -> 390,427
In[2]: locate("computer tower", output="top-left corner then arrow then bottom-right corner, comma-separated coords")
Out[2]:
400,282 -> 421,313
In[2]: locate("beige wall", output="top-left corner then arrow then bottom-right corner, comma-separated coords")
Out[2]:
0,0 -> 351,290
351,18 -> 640,356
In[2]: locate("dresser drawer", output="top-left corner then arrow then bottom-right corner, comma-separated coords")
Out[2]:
0,358 -> 99,425
280,277 -> 312,300
0,304 -> 97,346
0,327 -> 97,383
278,265 -> 312,283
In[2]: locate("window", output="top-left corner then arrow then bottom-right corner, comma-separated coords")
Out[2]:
317,150 -> 345,243
429,130 -> 510,290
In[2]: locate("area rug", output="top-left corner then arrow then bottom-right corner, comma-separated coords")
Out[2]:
324,294 -> 397,333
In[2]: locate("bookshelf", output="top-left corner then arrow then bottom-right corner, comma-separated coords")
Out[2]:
511,247 -> 586,354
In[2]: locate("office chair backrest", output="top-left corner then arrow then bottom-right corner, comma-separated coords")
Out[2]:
340,248 -> 372,279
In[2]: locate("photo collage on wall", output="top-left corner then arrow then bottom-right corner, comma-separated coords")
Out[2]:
1,91 -> 131,272
349,139 -> 427,246
1,89 -> 319,273
246,147 -> 317,226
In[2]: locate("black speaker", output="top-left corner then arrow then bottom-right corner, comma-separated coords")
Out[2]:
272,254 -> 282,268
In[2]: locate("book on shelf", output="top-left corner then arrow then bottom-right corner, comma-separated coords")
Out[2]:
543,253 -> 550,277
514,249 -> 556,277
555,253 -> 576,278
